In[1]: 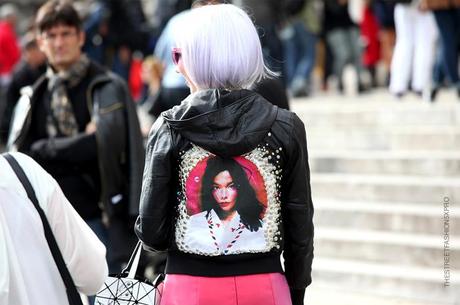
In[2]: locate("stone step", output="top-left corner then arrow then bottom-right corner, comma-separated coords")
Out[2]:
308,283 -> 445,305
311,173 -> 460,204
309,150 -> 460,176
292,100 -> 460,128
312,257 -> 459,304
315,227 -> 459,268
314,198 -> 460,235
306,126 -> 460,151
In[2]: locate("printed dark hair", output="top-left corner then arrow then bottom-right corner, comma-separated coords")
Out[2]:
201,156 -> 264,232
35,0 -> 82,34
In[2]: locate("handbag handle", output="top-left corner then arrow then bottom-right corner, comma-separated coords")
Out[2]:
121,240 -> 143,278
121,241 -> 165,289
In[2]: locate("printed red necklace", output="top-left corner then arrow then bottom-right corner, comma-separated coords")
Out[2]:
207,213 -> 245,254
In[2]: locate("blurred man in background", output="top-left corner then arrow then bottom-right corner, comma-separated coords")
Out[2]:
1,32 -> 46,144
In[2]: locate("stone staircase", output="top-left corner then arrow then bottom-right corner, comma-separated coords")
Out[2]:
291,90 -> 460,304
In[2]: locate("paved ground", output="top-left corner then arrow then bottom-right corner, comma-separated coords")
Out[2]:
308,283 -> 447,305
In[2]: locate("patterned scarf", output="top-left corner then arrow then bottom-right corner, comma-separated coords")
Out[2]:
45,54 -> 90,137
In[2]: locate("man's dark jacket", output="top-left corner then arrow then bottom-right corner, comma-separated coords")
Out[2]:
6,65 -> 145,221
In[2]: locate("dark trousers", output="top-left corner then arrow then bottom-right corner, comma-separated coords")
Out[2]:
433,8 -> 460,87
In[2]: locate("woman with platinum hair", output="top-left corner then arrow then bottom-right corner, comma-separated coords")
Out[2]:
135,4 -> 314,305
173,3 -> 271,90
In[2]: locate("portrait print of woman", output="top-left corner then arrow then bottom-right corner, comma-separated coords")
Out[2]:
184,155 -> 268,255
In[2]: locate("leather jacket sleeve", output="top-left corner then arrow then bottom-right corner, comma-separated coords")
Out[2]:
281,114 -> 314,305
135,116 -> 174,251
29,133 -> 97,163
92,74 -> 145,219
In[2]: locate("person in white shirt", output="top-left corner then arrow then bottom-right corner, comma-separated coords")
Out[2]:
0,152 -> 108,305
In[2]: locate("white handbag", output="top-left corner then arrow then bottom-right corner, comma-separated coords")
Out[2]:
94,241 -> 164,305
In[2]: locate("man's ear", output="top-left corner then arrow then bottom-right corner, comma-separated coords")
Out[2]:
78,30 -> 86,48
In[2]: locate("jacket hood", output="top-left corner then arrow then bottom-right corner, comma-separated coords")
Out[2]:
163,89 -> 278,157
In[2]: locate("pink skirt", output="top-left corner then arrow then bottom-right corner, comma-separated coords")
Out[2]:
159,273 -> 292,305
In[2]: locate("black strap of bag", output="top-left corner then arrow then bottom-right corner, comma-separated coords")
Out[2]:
120,240 -> 142,275
3,153 -> 84,305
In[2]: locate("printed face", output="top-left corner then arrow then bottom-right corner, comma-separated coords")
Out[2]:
38,24 -> 85,71
212,170 -> 237,213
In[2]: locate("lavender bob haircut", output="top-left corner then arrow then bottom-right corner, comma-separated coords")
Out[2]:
176,4 -> 273,90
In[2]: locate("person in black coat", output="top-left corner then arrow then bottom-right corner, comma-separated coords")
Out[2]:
1,32 -> 46,144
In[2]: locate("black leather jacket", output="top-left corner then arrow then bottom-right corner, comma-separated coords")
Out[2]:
7,63 -> 144,221
135,89 -> 313,304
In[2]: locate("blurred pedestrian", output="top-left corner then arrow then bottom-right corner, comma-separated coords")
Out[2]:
1,32 -> 46,145
233,0 -> 286,75
82,1 -> 110,66
111,44 -> 131,82
373,0 -> 396,85
135,4 -> 313,305
389,0 -> 438,98
324,0 -> 366,93
419,0 -> 460,101
6,0 -> 144,285
150,9 -> 191,118
141,56 -> 163,104
282,0 -> 322,97
0,152 -> 108,305
360,0 -> 381,88
430,41 -> 448,100
0,3 -> 21,134
151,0 -> 193,37
138,56 -> 163,136
104,0 -> 150,54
